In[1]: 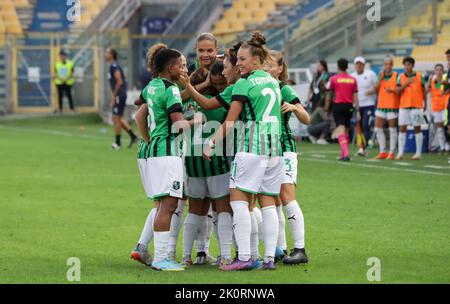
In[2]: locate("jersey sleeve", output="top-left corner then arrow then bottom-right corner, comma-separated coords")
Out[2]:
232,78 -> 251,103
326,76 -> 334,91
165,85 -> 183,114
216,85 -> 233,110
281,85 -> 300,104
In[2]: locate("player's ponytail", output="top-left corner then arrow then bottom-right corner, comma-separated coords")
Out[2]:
269,50 -> 288,82
147,43 -> 168,77
225,41 -> 243,66
241,31 -> 270,64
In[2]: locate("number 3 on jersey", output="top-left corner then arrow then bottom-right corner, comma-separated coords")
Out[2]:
147,97 -> 156,132
262,87 -> 281,123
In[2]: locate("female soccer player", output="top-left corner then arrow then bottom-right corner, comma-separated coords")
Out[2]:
428,64 -> 449,152
266,50 -> 310,265
396,56 -> 426,160
202,32 -> 284,271
141,45 -> 197,271
131,44 -> 187,266
104,48 -> 138,150
181,63 -> 231,267
188,32 -> 219,75
182,43 -> 242,267
374,56 -> 400,160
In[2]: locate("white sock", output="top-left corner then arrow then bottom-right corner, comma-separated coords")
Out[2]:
437,128 -> 445,150
261,206 -> 278,263
250,211 -> 260,260
389,127 -> 398,154
182,213 -> 201,258
253,207 -> 264,242
415,132 -> 423,156
284,201 -> 305,249
138,208 -> 157,249
375,127 -> 386,153
230,201 -> 251,261
153,231 -> 170,263
398,132 -> 406,156
276,205 -> 287,251
168,199 -> 185,254
196,215 -> 208,253
218,212 -> 233,259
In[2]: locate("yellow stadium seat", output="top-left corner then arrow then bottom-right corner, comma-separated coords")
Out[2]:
275,0 -> 297,5
229,20 -> 245,32
233,1 -> 246,11
236,10 -> 252,20
252,10 -> 268,22
260,1 -> 276,11
223,9 -> 238,20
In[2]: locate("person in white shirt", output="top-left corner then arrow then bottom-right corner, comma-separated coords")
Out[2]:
351,57 -> 377,156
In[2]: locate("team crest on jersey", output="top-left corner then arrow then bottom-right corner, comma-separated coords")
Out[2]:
172,181 -> 181,190
172,87 -> 181,99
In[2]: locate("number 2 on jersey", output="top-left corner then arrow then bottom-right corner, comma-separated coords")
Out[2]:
261,87 -> 281,123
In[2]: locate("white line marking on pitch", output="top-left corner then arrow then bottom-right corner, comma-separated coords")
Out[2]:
424,165 -> 449,170
0,125 -> 108,140
301,157 -> 450,177
311,154 -> 327,158
394,162 -> 412,166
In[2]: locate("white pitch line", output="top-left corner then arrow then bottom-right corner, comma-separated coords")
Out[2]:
424,165 -> 450,170
311,154 -> 327,158
301,156 -> 450,177
0,125 -> 108,140
393,162 -> 412,167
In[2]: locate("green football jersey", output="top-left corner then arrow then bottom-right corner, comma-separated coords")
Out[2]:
232,70 -> 282,156
137,139 -> 148,159
280,82 -> 301,153
184,94 -> 230,177
141,77 -> 183,158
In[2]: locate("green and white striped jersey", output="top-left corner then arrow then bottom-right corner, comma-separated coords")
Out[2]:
232,70 -> 282,156
137,139 -> 148,159
184,95 -> 230,177
141,77 -> 183,158
279,82 -> 301,153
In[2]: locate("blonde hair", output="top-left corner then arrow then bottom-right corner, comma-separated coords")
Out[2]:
269,50 -> 288,82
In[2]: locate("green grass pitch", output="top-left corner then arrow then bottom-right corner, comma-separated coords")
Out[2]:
1,114 -> 449,283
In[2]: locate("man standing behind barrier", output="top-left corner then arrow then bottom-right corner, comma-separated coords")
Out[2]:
54,50 -> 75,113
351,56 -> 377,156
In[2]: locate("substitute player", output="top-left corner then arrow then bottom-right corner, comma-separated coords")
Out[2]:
141,46 -> 196,271
396,57 -> 427,160
374,56 -> 400,160
265,50 -> 310,265
104,48 -> 138,150
203,32 -> 284,271
428,64 -> 449,152
325,58 -> 361,161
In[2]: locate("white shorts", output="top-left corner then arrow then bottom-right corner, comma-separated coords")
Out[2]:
375,109 -> 398,121
137,159 -> 150,198
399,108 -> 423,127
186,173 -> 230,199
229,152 -> 284,196
145,156 -> 184,199
432,110 -> 445,124
282,152 -> 298,185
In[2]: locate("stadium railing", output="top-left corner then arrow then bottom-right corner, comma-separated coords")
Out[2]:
161,0 -> 223,53
286,0 -> 400,67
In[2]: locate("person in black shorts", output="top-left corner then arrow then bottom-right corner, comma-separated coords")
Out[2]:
105,48 -> 138,150
325,58 -> 361,161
